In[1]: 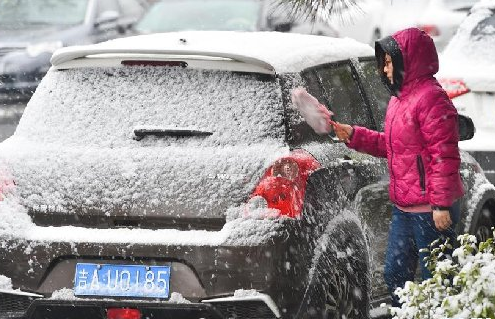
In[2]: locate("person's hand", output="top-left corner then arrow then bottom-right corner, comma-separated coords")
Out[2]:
333,122 -> 353,143
433,209 -> 452,231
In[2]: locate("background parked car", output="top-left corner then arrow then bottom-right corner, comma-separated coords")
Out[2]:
0,31 -> 493,319
326,0 -> 385,45
0,0 -> 148,100
132,0 -> 338,36
382,0 -> 478,51
438,0 -> 495,185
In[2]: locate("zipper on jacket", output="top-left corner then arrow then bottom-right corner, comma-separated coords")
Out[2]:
416,155 -> 426,194
389,111 -> 398,200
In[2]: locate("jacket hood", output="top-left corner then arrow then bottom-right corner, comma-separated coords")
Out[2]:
375,28 -> 439,96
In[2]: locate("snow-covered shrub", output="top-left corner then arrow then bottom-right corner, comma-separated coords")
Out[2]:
391,230 -> 495,319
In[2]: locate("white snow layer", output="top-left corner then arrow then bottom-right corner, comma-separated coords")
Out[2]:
0,196 -> 285,246
440,0 -> 495,90
52,31 -> 374,74
0,66 -> 289,218
443,0 -> 495,61
0,275 -> 13,290
50,288 -> 191,304
233,289 -> 262,298
0,65 -> 292,247
18,66 -> 285,147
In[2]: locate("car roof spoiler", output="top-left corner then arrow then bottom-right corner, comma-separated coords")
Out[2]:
51,47 -> 277,75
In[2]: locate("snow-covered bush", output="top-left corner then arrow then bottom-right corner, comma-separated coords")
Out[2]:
391,230 -> 495,319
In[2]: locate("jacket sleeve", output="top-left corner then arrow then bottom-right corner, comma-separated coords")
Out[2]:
418,89 -> 463,207
346,126 -> 387,158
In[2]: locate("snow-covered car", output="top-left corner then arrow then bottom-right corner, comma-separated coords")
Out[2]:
0,31 -> 493,319
0,0 -> 148,100
132,0 -> 338,37
438,0 -> 495,185
382,0 -> 477,51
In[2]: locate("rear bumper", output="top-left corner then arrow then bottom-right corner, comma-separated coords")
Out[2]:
0,291 -> 281,319
0,219 -> 312,319
25,299 -> 219,319
24,298 -> 279,319
0,290 -> 42,319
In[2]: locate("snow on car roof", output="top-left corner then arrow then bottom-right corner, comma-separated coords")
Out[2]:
51,31 -> 374,74
440,0 -> 495,89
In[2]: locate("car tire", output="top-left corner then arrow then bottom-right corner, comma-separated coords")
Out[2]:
321,251 -> 368,319
297,220 -> 369,319
473,201 -> 495,243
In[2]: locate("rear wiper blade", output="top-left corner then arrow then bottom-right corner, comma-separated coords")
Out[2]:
133,126 -> 213,141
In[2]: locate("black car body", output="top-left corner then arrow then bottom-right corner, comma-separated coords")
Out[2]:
0,31 -> 494,319
0,0 -> 148,100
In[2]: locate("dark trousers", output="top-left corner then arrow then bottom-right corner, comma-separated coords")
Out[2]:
384,203 -> 460,307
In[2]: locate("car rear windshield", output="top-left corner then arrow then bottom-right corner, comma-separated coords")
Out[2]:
17,66 -> 285,147
134,0 -> 261,33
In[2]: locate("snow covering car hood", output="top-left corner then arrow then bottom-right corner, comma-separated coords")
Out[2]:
0,138 -> 288,229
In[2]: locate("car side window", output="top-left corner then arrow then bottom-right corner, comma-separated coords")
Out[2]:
118,0 -> 146,18
355,59 -> 391,131
316,62 -> 374,129
288,71 -> 329,144
302,69 -> 325,103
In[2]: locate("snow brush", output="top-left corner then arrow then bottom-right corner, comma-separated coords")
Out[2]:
291,87 -> 352,142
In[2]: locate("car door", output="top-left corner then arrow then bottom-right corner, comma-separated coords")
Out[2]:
301,60 -> 391,304
310,60 -> 388,193
350,57 -> 398,304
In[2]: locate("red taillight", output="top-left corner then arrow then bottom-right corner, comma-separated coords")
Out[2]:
438,78 -> 470,99
248,150 -> 321,218
419,24 -> 440,37
107,308 -> 141,319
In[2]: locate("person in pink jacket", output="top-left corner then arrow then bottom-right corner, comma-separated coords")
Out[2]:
334,28 -> 464,306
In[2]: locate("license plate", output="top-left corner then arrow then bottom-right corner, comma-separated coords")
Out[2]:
74,263 -> 170,298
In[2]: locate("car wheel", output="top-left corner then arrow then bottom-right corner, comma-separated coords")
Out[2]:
299,221 -> 369,319
321,256 -> 363,319
474,204 -> 495,243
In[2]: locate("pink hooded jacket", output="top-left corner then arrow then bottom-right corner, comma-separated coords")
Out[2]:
347,28 -> 464,208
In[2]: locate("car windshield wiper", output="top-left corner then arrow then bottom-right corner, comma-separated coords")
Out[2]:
133,126 -> 213,141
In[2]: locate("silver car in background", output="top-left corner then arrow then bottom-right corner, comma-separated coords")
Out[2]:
382,0 -> 478,51
438,0 -> 495,184
132,0 -> 338,37
0,0 -> 148,100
